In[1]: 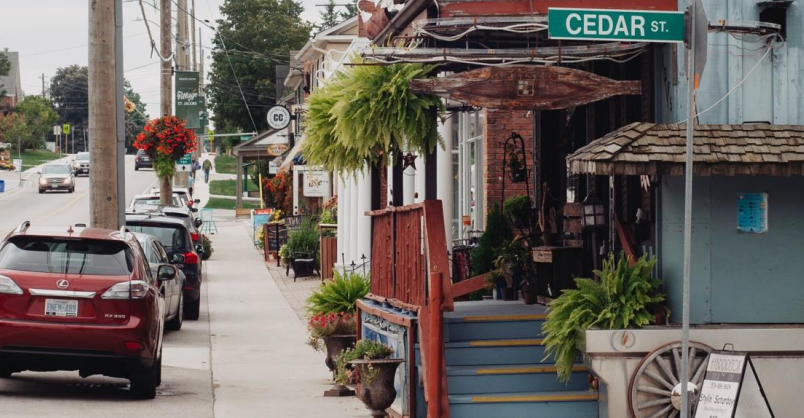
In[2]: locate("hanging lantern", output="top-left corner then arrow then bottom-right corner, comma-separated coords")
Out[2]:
581,196 -> 606,228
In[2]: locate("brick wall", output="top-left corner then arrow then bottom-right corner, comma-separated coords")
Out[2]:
484,109 -> 536,212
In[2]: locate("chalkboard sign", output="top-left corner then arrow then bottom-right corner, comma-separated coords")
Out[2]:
737,193 -> 768,234
694,351 -> 748,418
267,223 -> 287,252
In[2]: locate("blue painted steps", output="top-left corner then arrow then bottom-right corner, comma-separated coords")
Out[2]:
414,306 -> 599,418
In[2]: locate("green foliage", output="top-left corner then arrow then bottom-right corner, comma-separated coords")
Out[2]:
207,0 -> 312,132
305,270 -> 370,315
334,339 -> 393,385
285,219 -> 319,256
471,204 -> 513,275
0,113 -> 31,149
214,155 -> 237,174
201,235 -> 214,261
279,243 -> 290,260
124,81 -> 149,153
203,197 -> 261,210
50,65 -> 88,131
303,63 -> 444,174
13,97 -> 58,149
503,194 -> 532,228
541,253 -> 667,382
320,208 -> 336,224
0,49 -> 10,96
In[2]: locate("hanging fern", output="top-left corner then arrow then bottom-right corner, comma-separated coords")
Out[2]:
541,253 -> 667,382
303,62 -> 444,174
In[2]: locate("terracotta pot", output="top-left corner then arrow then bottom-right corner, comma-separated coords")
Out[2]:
322,335 -> 357,397
521,283 -> 538,305
350,358 -> 404,417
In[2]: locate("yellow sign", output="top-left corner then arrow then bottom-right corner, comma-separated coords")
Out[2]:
266,143 -> 289,157
62,124 -> 71,135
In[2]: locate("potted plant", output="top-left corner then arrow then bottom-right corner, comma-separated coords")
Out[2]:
493,240 -> 528,301
307,311 -> 357,396
541,253 -> 667,382
336,340 -> 402,417
506,143 -> 527,183
133,116 -> 197,206
503,194 -> 532,231
285,219 -> 320,278
471,204 -> 513,277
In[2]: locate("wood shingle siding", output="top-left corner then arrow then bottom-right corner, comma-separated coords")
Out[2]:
567,122 -> 804,176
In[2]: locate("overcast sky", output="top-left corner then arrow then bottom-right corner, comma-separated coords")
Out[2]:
0,0 -> 324,118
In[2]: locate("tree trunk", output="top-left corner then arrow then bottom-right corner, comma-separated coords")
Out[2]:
160,175 -> 173,206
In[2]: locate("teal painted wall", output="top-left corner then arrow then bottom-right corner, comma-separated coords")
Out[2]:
661,176 -> 804,323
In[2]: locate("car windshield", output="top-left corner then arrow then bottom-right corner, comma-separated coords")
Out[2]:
126,224 -> 188,252
76,153 -> 89,161
133,196 -> 179,207
41,165 -> 71,175
0,237 -> 134,276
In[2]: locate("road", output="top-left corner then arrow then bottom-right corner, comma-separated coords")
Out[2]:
0,156 -> 215,417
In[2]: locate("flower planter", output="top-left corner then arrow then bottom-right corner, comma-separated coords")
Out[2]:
323,335 -> 356,397
501,287 -> 516,301
521,283 -> 538,305
350,358 -> 404,417
509,168 -> 527,183
290,258 -> 316,278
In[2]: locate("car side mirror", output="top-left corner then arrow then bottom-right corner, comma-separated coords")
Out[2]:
194,219 -> 203,227
194,199 -> 200,204
171,253 -> 185,264
157,264 -> 177,281
195,244 -> 205,255
191,208 -> 198,213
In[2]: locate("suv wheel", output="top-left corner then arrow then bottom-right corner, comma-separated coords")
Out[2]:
185,296 -> 200,320
130,354 -> 161,399
166,293 -> 184,331
135,164 -> 140,171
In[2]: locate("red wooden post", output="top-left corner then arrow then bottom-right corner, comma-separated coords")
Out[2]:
427,272 -> 444,418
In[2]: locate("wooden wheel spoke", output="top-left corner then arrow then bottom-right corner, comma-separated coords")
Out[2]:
687,347 -> 697,382
644,369 -> 675,391
668,409 -> 679,418
672,347 -> 683,382
692,354 -> 709,384
637,384 -> 672,396
655,355 -> 679,385
647,404 -> 674,418
638,397 -> 672,409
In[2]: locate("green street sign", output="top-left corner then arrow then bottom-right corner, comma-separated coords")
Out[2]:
548,8 -> 686,43
177,153 -> 193,165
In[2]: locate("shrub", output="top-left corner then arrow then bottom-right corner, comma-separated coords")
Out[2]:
201,235 -> 213,260
503,194 -> 532,228
285,219 -> 319,257
334,339 -> 394,385
305,271 -> 370,315
541,253 -> 667,382
471,204 -> 513,275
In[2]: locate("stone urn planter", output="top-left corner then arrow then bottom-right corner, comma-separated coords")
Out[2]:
322,335 -> 356,397
350,358 -> 404,417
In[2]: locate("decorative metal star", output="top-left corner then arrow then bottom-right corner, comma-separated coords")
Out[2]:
402,152 -> 418,170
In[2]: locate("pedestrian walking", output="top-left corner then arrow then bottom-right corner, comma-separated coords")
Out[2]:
202,159 -> 212,183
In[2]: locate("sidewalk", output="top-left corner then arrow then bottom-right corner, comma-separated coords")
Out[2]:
205,214 -> 364,417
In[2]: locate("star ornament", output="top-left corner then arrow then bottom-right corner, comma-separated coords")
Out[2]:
402,152 -> 418,170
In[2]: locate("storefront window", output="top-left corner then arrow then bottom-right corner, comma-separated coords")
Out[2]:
453,111 -> 485,241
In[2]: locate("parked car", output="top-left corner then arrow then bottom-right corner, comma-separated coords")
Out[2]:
135,150 -> 153,171
133,205 -> 203,247
72,152 -> 90,176
150,187 -> 199,209
0,221 -> 174,399
134,233 -> 184,331
129,194 -> 181,211
125,214 -> 204,320
38,163 -> 75,194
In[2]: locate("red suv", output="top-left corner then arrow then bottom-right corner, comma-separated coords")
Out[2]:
0,222 -> 175,399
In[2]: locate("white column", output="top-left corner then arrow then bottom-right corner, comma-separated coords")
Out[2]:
293,168 -> 301,215
403,155 -> 415,205
357,168 -> 372,264
336,175 -> 345,266
387,161 -> 393,207
414,152 -> 425,204
349,176 -> 360,265
437,110 -> 455,251
342,175 -> 353,266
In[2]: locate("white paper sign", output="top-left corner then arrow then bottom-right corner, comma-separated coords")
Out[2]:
303,170 -> 329,197
694,352 -> 747,418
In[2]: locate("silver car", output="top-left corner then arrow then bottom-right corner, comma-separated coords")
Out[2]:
38,163 -> 75,194
72,152 -> 90,176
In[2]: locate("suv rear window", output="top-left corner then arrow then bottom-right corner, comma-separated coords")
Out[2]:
126,224 -> 189,252
0,237 -> 134,276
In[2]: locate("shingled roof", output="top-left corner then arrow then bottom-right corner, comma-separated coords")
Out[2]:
567,122 -> 804,176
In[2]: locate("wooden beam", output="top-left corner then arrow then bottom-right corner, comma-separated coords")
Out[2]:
451,273 -> 489,299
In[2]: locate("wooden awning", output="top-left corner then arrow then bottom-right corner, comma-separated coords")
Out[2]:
567,122 -> 804,176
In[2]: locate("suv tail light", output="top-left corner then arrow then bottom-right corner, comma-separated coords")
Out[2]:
187,200 -> 194,207
101,280 -> 148,299
191,232 -> 199,242
183,252 -> 199,264
0,274 -> 23,295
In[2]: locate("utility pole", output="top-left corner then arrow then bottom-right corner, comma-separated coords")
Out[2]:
88,0 -> 123,229
41,74 -> 45,98
177,0 -> 188,71
191,0 -> 197,71
161,0 -> 174,205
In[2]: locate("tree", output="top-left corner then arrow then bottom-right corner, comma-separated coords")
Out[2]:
207,0 -> 312,132
13,96 -> 58,149
0,49 -> 10,97
339,1 -> 357,22
318,0 -> 340,30
50,65 -> 89,131
124,81 -> 149,153
0,113 -> 32,151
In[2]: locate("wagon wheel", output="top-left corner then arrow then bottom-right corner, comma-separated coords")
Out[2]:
628,341 -> 712,418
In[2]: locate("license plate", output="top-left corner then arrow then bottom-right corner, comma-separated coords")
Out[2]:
45,299 -> 79,317
50,184 -> 58,188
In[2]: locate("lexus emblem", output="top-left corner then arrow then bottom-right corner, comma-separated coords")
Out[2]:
56,280 -> 70,289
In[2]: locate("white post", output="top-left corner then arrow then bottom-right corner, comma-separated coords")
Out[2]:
293,168 -> 301,215
403,153 -> 415,205
357,169 -> 372,263
437,111 -> 455,248
336,175 -> 345,268
414,152 -> 425,204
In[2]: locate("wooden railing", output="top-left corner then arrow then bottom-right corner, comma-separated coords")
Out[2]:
367,200 -> 453,417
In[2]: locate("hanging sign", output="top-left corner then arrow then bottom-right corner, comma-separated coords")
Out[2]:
409,65 -> 641,110
175,71 -> 202,129
267,143 -> 289,157
693,351 -> 748,418
547,8 -> 686,43
737,193 -> 768,234
267,106 -> 291,130
176,153 -> 193,172
303,170 -> 330,197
